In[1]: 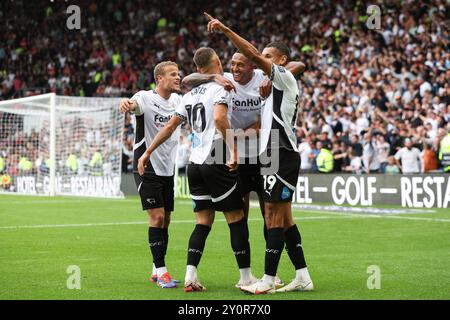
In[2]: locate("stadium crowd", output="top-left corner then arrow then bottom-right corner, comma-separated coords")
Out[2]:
1,0 -> 449,175
0,111 -> 122,190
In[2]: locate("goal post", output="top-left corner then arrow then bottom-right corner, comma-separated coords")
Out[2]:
49,93 -> 56,196
0,93 -> 125,198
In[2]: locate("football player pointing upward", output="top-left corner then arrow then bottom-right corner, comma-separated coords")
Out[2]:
205,12 -> 314,294
182,52 -> 305,289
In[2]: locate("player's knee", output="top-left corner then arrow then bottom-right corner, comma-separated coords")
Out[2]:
264,203 -> 284,228
224,210 -> 244,224
149,210 -> 165,227
196,216 -> 213,227
164,212 -> 171,227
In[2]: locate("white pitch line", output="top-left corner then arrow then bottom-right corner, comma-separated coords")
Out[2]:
304,209 -> 450,223
312,187 -> 328,193
2,209 -> 448,230
379,188 -> 398,194
0,215 -> 351,230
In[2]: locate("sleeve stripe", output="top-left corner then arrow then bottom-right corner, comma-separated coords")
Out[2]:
174,112 -> 187,123
269,64 -> 275,82
214,100 -> 229,107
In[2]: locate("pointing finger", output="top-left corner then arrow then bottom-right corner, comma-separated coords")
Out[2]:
204,12 -> 214,21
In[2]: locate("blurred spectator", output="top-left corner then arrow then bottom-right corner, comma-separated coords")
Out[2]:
316,141 -> 334,173
394,138 -> 422,173
350,135 -> 363,157
421,142 -> 439,172
385,156 -> 400,174
343,149 -> 362,174
362,132 -> 380,173
298,136 -> 313,172
332,141 -> 347,172
375,134 -> 390,173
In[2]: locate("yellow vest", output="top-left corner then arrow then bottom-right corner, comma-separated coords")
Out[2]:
0,156 -> 4,172
439,134 -> 450,172
89,152 -> 103,167
316,149 -> 334,173
66,154 -> 78,171
112,53 -> 121,66
18,157 -> 33,171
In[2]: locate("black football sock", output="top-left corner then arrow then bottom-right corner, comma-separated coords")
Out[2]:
285,224 -> 307,269
263,223 -> 268,242
228,218 -> 251,269
162,227 -> 169,256
260,206 -> 268,242
264,227 -> 284,276
148,227 -> 165,268
186,224 -> 211,267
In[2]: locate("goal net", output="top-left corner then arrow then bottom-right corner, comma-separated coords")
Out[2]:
0,93 -> 124,197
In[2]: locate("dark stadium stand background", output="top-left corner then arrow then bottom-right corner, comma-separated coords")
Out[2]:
0,0 -> 449,174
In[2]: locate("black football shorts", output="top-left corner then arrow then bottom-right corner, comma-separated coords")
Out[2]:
187,163 -> 244,212
134,173 -> 174,212
237,156 -> 263,196
260,149 -> 300,203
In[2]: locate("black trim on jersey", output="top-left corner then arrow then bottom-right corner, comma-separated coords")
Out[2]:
269,64 -> 275,82
214,100 -> 229,107
134,114 -> 145,142
132,114 -> 156,174
271,87 -> 295,151
174,112 -> 187,124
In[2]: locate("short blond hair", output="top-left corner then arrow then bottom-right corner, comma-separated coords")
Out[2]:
153,61 -> 178,83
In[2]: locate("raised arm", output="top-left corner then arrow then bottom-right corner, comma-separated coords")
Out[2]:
205,12 -> 272,76
137,116 -> 183,175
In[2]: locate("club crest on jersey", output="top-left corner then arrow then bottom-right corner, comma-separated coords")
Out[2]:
281,186 -> 291,200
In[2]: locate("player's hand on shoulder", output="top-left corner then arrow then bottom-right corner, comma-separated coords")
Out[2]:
259,79 -> 272,99
119,99 -> 135,113
214,75 -> 236,93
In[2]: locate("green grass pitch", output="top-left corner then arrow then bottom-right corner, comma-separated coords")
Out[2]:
0,195 -> 449,300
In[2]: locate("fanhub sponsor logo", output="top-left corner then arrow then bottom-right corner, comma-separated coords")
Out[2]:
232,97 -> 262,109
154,114 -> 172,123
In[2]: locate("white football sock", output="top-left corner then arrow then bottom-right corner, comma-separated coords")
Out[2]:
239,268 -> 252,282
262,274 -> 275,285
156,266 -> 168,278
296,267 -> 311,282
152,263 -> 157,275
185,265 -> 198,282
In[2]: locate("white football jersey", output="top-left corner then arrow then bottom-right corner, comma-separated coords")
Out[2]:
224,70 -> 266,158
131,90 -> 181,176
175,82 -> 232,165
260,64 -> 300,154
